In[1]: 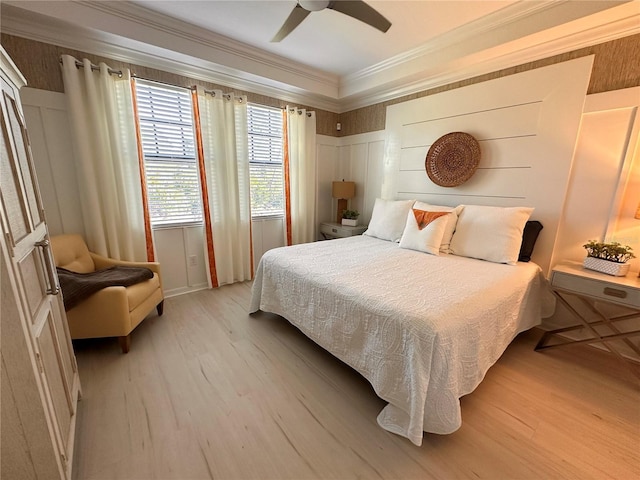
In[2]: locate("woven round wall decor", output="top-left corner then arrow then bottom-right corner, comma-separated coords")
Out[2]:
425,132 -> 480,187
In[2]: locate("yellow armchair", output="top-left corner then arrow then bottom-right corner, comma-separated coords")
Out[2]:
51,234 -> 164,353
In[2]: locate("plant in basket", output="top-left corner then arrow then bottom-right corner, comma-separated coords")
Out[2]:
582,240 -> 635,276
341,209 -> 360,226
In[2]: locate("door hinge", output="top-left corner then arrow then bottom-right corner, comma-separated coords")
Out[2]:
35,352 -> 44,374
4,232 -> 15,254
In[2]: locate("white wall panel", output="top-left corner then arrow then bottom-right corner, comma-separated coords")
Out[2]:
396,168 -> 531,200
328,132 -> 386,226
153,228 -> 189,296
552,87 -> 640,273
21,88 -> 84,237
252,217 -> 285,269
262,218 -> 285,253
316,136 -> 339,226
363,140 -> 385,223
383,57 -> 594,274
348,142 -> 368,216
400,102 -> 541,149
184,226 -> 208,289
400,136 -> 539,172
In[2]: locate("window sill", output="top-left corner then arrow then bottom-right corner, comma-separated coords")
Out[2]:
152,222 -> 204,230
251,215 -> 284,222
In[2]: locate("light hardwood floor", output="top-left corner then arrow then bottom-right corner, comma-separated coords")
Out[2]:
71,282 -> 640,480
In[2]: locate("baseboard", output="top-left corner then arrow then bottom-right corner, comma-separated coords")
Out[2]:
164,283 -> 209,298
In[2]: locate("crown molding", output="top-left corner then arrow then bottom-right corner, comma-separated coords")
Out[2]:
338,1 -> 640,111
1,1 -> 638,114
0,1 -> 342,111
342,1 -> 560,89
72,1 -> 339,91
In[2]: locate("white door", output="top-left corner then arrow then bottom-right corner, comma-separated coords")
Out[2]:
1,68 -> 78,475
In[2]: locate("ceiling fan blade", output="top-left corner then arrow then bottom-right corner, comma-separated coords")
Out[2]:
271,4 -> 311,42
329,0 -> 391,33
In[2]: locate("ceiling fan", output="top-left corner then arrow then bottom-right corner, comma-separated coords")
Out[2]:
272,0 -> 392,42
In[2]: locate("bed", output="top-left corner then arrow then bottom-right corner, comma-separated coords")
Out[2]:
250,200 -> 555,446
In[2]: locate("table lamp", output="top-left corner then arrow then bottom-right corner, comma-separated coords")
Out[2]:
332,181 -> 355,223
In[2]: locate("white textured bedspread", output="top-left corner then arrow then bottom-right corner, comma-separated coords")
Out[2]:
250,235 -> 554,446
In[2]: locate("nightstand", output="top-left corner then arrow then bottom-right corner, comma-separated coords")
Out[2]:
536,261 -> 640,372
319,222 -> 367,239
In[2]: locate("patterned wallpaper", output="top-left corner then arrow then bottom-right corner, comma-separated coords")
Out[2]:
2,33 -> 639,138
0,34 -> 339,136
338,34 -> 640,136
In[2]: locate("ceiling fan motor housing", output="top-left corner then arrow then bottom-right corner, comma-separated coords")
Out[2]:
299,0 -> 331,12
272,1 -> 390,42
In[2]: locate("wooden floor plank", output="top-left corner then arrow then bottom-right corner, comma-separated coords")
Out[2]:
71,282 -> 640,480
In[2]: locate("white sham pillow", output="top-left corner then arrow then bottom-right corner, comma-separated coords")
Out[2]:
449,205 -> 534,265
399,208 -> 450,255
413,201 -> 463,253
363,198 -> 415,242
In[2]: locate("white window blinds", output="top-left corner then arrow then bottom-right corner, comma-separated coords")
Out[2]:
135,79 -> 203,227
247,104 -> 284,218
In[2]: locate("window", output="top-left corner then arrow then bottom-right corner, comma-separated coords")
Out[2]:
247,104 -> 284,218
134,79 -> 203,227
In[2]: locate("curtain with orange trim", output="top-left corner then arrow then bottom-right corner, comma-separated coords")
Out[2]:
60,55 -> 147,261
130,78 -> 155,262
283,109 -> 293,246
284,106 -> 317,245
192,89 -> 219,288
195,86 -> 253,287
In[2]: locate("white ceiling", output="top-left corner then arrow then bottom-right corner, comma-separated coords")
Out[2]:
1,1 -> 639,112
131,0 -> 516,77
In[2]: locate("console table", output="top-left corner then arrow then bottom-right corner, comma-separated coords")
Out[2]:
536,261 -> 640,373
319,222 -> 367,240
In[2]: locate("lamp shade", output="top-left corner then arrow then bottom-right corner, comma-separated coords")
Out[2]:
332,181 -> 355,199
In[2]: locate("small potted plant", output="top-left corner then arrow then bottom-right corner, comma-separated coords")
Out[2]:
583,240 -> 635,276
341,209 -> 360,227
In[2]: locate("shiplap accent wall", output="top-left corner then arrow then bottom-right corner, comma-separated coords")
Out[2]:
382,57 -> 595,275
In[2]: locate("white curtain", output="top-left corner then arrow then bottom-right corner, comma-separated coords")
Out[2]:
286,107 -> 317,245
60,55 -> 147,261
197,87 -> 252,287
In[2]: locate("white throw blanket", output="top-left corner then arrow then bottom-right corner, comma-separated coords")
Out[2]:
250,235 -> 554,446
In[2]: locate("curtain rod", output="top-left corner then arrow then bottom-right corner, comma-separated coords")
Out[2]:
132,79 -> 242,103
202,88 -> 244,103
284,106 -> 312,117
62,60 -> 310,115
60,58 -> 123,77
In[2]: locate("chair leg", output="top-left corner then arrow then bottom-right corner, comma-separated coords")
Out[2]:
157,300 -> 164,316
118,335 -> 131,354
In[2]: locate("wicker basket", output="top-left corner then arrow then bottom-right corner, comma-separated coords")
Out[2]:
583,256 -> 630,277
425,132 -> 480,187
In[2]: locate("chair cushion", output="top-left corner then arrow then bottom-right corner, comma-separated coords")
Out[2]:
126,273 -> 161,312
51,234 -> 95,273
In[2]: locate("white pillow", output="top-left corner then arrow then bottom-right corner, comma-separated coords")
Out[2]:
413,201 -> 463,253
449,205 -> 534,264
399,208 -> 450,255
363,198 -> 415,242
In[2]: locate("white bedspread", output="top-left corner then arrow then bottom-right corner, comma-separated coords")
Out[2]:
250,235 -> 554,446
